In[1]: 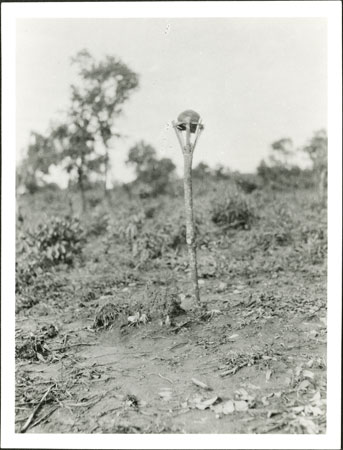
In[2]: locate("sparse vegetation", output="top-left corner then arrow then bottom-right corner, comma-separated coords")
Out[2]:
15,46 -> 327,434
15,175 -> 327,434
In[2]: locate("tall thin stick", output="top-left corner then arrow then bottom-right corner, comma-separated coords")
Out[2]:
173,119 -> 201,306
20,384 -> 55,433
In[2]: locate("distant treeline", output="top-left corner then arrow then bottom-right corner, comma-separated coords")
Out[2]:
16,49 -> 327,207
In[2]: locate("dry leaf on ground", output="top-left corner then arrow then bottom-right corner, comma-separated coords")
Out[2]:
191,378 -> 212,390
194,396 -> 219,410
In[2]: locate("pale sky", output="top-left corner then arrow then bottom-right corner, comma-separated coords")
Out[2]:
16,18 -> 327,183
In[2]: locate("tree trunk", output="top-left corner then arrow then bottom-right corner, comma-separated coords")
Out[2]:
104,152 -> 108,196
66,189 -> 74,216
183,151 -> 200,305
78,168 -> 86,213
123,183 -> 132,200
103,149 -> 113,206
319,168 -> 326,201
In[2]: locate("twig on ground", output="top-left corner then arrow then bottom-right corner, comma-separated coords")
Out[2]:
170,320 -> 193,333
61,334 -> 69,351
51,343 -> 96,351
140,410 -> 155,416
97,406 -> 122,418
30,406 -> 59,430
89,423 -> 99,433
19,367 -> 46,373
31,379 -> 58,385
20,384 -> 55,433
148,372 -> 174,384
169,341 -> 189,351
16,415 -> 31,422
63,394 -> 104,408
158,373 -> 174,384
132,352 -> 151,358
91,376 -> 117,382
85,352 -> 124,360
89,361 -> 123,368
191,378 -> 212,390
148,335 -> 168,340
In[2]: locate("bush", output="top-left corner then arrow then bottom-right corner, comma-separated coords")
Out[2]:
298,222 -> 327,264
257,162 -> 315,190
15,259 -> 41,294
133,217 -> 204,264
253,229 -> 293,251
16,269 -> 72,311
87,191 -> 104,208
233,173 -> 260,194
132,230 -> 169,262
126,142 -> 176,197
116,210 -> 146,241
16,216 -> 86,306
86,211 -> 110,237
167,216 -> 203,250
112,209 -> 204,266
116,214 -> 169,264
211,192 -> 255,230
23,216 -> 86,268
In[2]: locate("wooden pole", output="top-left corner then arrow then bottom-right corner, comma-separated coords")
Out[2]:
173,119 -> 202,306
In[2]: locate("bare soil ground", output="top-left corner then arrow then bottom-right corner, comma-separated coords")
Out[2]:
15,188 -> 327,434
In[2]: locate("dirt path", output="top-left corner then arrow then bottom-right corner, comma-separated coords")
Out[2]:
15,272 -> 327,434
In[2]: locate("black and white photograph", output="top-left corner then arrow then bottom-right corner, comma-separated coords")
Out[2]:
1,2 -> 342,449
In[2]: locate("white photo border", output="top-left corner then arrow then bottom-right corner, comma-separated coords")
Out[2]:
1,2 -> 341,449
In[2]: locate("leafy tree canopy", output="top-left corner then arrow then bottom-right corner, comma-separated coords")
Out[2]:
302,129 -> 327,171
126,141 -> 176,196
269,138 -> 294,167
70,49 -> 139,147
16,131 -> 57,193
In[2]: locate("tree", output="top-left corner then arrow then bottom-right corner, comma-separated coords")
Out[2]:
70,50 -> 139,196
257,158 -> 304,190
302,129 -> 327,198
16,132 -> 56,194
192,162 -> 212,181
257,137 -> 304,190
213,164 -> 231,180
126,141 -> 176,196
126,141 -> 156,176
50,117 -> 106,213
269,138 -> 294,168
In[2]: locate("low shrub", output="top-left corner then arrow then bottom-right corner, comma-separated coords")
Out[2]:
167,216 -> 203,250
115,210 -> 204,266
211,192 -> 255,230
298,222 -> 327,264
87,191 -> 104,209
253,229 -> 293,251
33,216 -> 85,266
132,231 -> 167,262
16,325 -> 59,360
86,211 -> 110,237
16,269 -> 72,311
233,173 -> 260,194
18,216 -> 86,275
16,216 -> 86,308
15,259 -> 41,294
257,162 -> 315,190
116,211 -> 146,241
